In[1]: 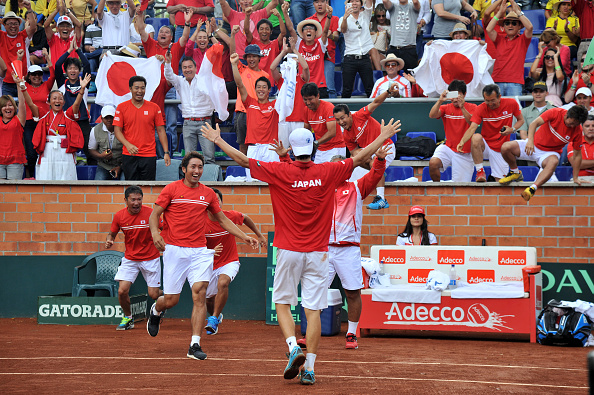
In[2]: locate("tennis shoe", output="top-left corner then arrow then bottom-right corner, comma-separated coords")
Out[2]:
147,302 -> 165,337
475,168 -> 487,182
522,186 -> 536,201
284,346 -> 306,379
205,315 -> 220,335
345,333 -> 358,349
299,368 -> 316,385
187,343 -> 207,360
367,195 -> 389,210
297,338 -> 307,349
499,170 -> 523,185
116,316 -> 134,331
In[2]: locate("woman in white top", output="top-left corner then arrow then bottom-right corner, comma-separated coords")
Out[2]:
530,46 -> 566,108
396,205 -> 438,245
130,13 -> 154,47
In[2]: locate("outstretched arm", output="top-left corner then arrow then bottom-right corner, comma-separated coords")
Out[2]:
231,53 -> 248,103
242,214 -> 267,247
367,86 -> 396,113
201,123 -> 250,167
212,211 -> 259,248
351,119 -> 400,168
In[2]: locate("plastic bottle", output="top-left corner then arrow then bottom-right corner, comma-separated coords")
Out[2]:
449,264 -> 457,289
379,259 -> 385,275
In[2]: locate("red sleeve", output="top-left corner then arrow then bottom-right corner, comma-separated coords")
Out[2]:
110,212 -> 121,234
438,104 -> 448,119
113,103 -> 124,127
206,190 -> 222,214
248,157 -> 279,184
567,142 -> 575,158
571,128 -> 583,150
279,154 -> 292,163
166,0 -> 177,7
512,100 -> 521,118
203,0 -> 214,7
65,106 -> 78,120
328,158 -> 355,188
356,157 -> 386,199
66,118 -> 84,152
185,39 -> 195,57
155,182 -> 174,209
344,131 -> 358,151
540,107 -> 556,123
142,36 -> 156,55
227,210 -> 245,226
470,104 -> 484,125
171,41 -> 185,65
46,66 -> 56,88
154,105 -> 165,127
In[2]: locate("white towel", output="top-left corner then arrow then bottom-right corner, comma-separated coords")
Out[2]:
426,270 -> 450,291
558,300 -> 594,322
361,257 -> 379,276
372,284 -> 441,304
451,282 -> 525,299
369,273 -> 391,288
224,175 -> 247,182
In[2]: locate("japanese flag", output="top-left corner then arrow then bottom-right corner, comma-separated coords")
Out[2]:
95,52 -> 162,107
413,40 -> 495,98
196,44 -> 229,121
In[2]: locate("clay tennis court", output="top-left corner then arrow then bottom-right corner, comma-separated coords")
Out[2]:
0,318 -> 590,393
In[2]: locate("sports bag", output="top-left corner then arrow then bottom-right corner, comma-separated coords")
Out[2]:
537,299 -> 592,347
394,136 -> 437,159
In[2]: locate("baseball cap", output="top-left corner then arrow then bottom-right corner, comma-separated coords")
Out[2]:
532,81 -> 548,92
289,128 -> 315,156
57,15 -> 73,27
408,206 -> 425,216
101,105 -> 116,118
28,65 -> 43,74
576,87 -> 592,97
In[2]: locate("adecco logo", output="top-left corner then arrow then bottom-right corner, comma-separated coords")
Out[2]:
438,250 -> 464,265
498,250 -> 526,265
380,249 -> 406,264
408,269 -> 432,284
467,270 -> 495,284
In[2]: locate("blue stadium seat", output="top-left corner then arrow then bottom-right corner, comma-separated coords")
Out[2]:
372,70 -> 383,82
555,166 -> 573,181
385,166 -> 414,181
518,166 -> 539,182
352,74 -> 366,97
524,66 -> 531,79
335,43 -> 342,66
334,70 -> 343,96
177,111 -> 184,127
525,37 -> 540,63
215,132 -> 238,161
225,165 -> 246,179
524,10 -> 546,35
471,166 -> 492,182
76,165 -> 97,180
146,18 -> 170,34
422,166 -> 451,181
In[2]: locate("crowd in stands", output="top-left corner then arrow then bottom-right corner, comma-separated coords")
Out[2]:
0,0 -> 593,187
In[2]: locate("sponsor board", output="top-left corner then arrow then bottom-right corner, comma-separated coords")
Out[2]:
408,269 -> 432,284
438,250 -> 465,265
379,249 -> 406,264
467,270 -> 495,284
498,250 -> 527,265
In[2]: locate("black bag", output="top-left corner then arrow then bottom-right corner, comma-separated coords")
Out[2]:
537,299 -> 592,347
394,136 -> 437,159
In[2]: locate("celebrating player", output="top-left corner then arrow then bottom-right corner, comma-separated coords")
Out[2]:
147,152 -> 258,361
105,186 -> 163,331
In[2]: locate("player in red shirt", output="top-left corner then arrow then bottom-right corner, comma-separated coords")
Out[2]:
105,186 -> 163,331
568,114 -> 594,180
302,82 -> 345,164
457,84 -> 524,181
203,188 -> 267,335
147,152 -> 258,361
499,106 -> 589,201
333,85 -> 397,209
201,117 -> 400,385
429,80 -> 478,182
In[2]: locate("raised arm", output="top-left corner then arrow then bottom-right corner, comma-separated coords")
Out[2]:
220,0 -> 232,17
213,211 -> 258,248
339,6 -> 352,33
429,90 -> 448,119
382,0 -> 393,11
45,8 -> 59,41
70,74 -> 92,118
0,54 -> 6,78
485,1 -> 505,42
320,4 -> 332,45
135,8 -> 149,43
244,7 -> 253,43
16,75 -> 38,125
177,9 -> 193,47
281,2 -> 297,41
510,0 -> 532,39
126,0 -> 136,17
264,0 -> 278,16
201,123 -> 250,167
367,86 -> 396,113
273,8 -> 285,43
351,119 -> 400,167
242,214 -> 267,247
231,53 -> 248,103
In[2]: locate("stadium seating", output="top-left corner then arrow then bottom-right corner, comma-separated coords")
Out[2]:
215,132 -> 239,161
555,166 -> 573,181
156,158 -> 181,181
225,165 -> 246,179
89,103 -> 102,125
525,37 -> 540,64
471,166 -> 492,182
399,131 -> 437,161
76,165 -> 97,180
202,164 -> 223,181
146,18 -> 170,34
422,166 -> 451,181
518,166 -> 540,182
384,166 -> 414,181
524,10 -> 546,35
72,251 -> 123,297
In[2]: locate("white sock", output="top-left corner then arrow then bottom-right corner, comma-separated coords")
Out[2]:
191,335 -> 201,346
152,304 -> 160,315
376,187 -> 384,199
304,353 -> 317,371
475,164 -> 483,171
286,336 -> 297,351
347,321 -> 358,335
531,184 -> 538,190
510,167 -> 519,173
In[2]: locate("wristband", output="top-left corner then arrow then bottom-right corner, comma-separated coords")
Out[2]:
164,151 -> 170,155
493,16 -> 499,21
327,15 -> 331,19
377,157 -> 385,161
571,85 -> 577,89
185,22 -> 191,27
555,66 -> 561,70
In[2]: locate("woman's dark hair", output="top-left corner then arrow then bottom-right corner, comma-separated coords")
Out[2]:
370,4 -> 389,33
538,48 -> 567,99
398,215 -> 432,245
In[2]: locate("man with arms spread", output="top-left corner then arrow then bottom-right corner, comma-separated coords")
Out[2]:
106,185 -> 163,331
147,152 -> 258,360
200,117 -> 400,385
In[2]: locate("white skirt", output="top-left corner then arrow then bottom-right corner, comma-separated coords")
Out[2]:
36,135 -> 78,181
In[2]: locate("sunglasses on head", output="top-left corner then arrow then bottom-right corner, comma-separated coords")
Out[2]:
504,20 -> 519,26
544,55 -> 554,60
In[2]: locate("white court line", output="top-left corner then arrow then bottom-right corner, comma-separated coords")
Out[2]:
0,372 -> 587,390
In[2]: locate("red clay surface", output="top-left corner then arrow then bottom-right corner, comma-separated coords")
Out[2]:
0,318 -> 590,394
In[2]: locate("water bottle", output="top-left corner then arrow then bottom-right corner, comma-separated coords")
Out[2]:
379,259 -> 385,275
449,264 -> 457,289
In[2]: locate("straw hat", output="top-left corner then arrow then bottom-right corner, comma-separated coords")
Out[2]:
498,11 -> 523,26
297,19 -> 322,40
119,43 -> 141,58
380,53 -> 404,70
2,11 -> 23,26
553,0 -> 571,11
449,23 -> 471,39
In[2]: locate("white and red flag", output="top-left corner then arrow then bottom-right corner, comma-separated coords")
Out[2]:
196,43 -> 229,120
413,40 -> 494,98
95,52 -> 162,107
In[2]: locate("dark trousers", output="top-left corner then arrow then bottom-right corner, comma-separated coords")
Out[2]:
122,155 -> 157,181
387,46 -> 418,72
77,119 -> 94,165
23,119 -> 38,177
341,55 -> 374,98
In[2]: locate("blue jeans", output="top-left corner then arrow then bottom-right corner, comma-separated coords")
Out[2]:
324,59 -> 337,98
155,87 -> 179,158
2,82 -> 17,98
496,82 -> 523,96
290,0 -> 315,26
174,25 -> 197,43
94,165 -> 125,180
85,48 -> 103,72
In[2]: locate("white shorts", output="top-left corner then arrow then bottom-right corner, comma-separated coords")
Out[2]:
162,245 -> 214,295
482,137 -> 509,179
278,121 -> 304,148
373,142 -> 396,168
515,140 -> 560,167
314,147 -> 347,164
273,249 -> 329,310
205,261 -> 241,298
327,245 -> 363,290
431,144 -> 474,182
114,257 -> 162,288
246,143 -> 280,181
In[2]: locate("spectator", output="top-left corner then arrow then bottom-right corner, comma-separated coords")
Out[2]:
1,11 -> 36,97
88,105 -> 125,180
564,52 -> 594,106
97,0 -> 136,49
31,0 -> 58,18
114,75 -> 170,181
473,0 -> 493,19
535,29 -> 571,77
32,90 -> 84,180
545,0 -> 560,19
23,50 -> 55,178
339,0 -> 376,98
481,0 -> 506,59
572,0 -> 594,64
530,47 -> 566,107
27,11 -> 49,65
252,0 -> 287,38
166,0 -> 214,42
44,2 -> 83,62
246,8 -> 286,87
130,11 -> 154,47
563,87 -> 594,115
164,51 -> 217,164
4,0 -> 29,19
416,0 -> 430,59
518,81 -> 555,140
396,206 -> 438,245
295,13 -> 330,98
220,0 -> 278,58
428,79 -> 478,182
307,0 -> 340,98
145,0 -> 156,17
486,1 -> 533,96
383,0 -> 420,72
370,4 -> 390,61
84,6 -> 103,72
302,82 -> 346,163
66,0 -> 97,27
370,54 -> 417,98
545,0 -> 579,59
185,19 -> 210,71
290,0 -> 314,27
431,0 -> 477,40
568,114 -> 594,181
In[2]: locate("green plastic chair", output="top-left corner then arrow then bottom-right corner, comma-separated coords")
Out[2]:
72,251 -> 124,297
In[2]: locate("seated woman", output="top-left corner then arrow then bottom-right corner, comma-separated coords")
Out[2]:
396,206 -> 438,245
530,46 -> 567,107
535,29 -> 571,77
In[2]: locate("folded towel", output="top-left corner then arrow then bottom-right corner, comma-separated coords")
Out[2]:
369,273 -> 391,288
361,257 -> 379,276
426,270 -> 450,291
451,282 -> 525,299
372,284 -> 441,304
224,176 -> 247,182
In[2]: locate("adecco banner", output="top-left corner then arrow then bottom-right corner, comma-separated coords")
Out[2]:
370,246 -> 537,285
38,294 -> 148,325
540,262 -> 594,303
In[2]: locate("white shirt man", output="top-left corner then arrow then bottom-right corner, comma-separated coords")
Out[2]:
97,0 -> 136,48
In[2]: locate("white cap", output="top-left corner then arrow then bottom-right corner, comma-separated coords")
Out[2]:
28,65 -> 43,74
101,105 -> 116,118
576,87 -> 592,97
57,15 -> 73,27
289,128 -> 315,156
